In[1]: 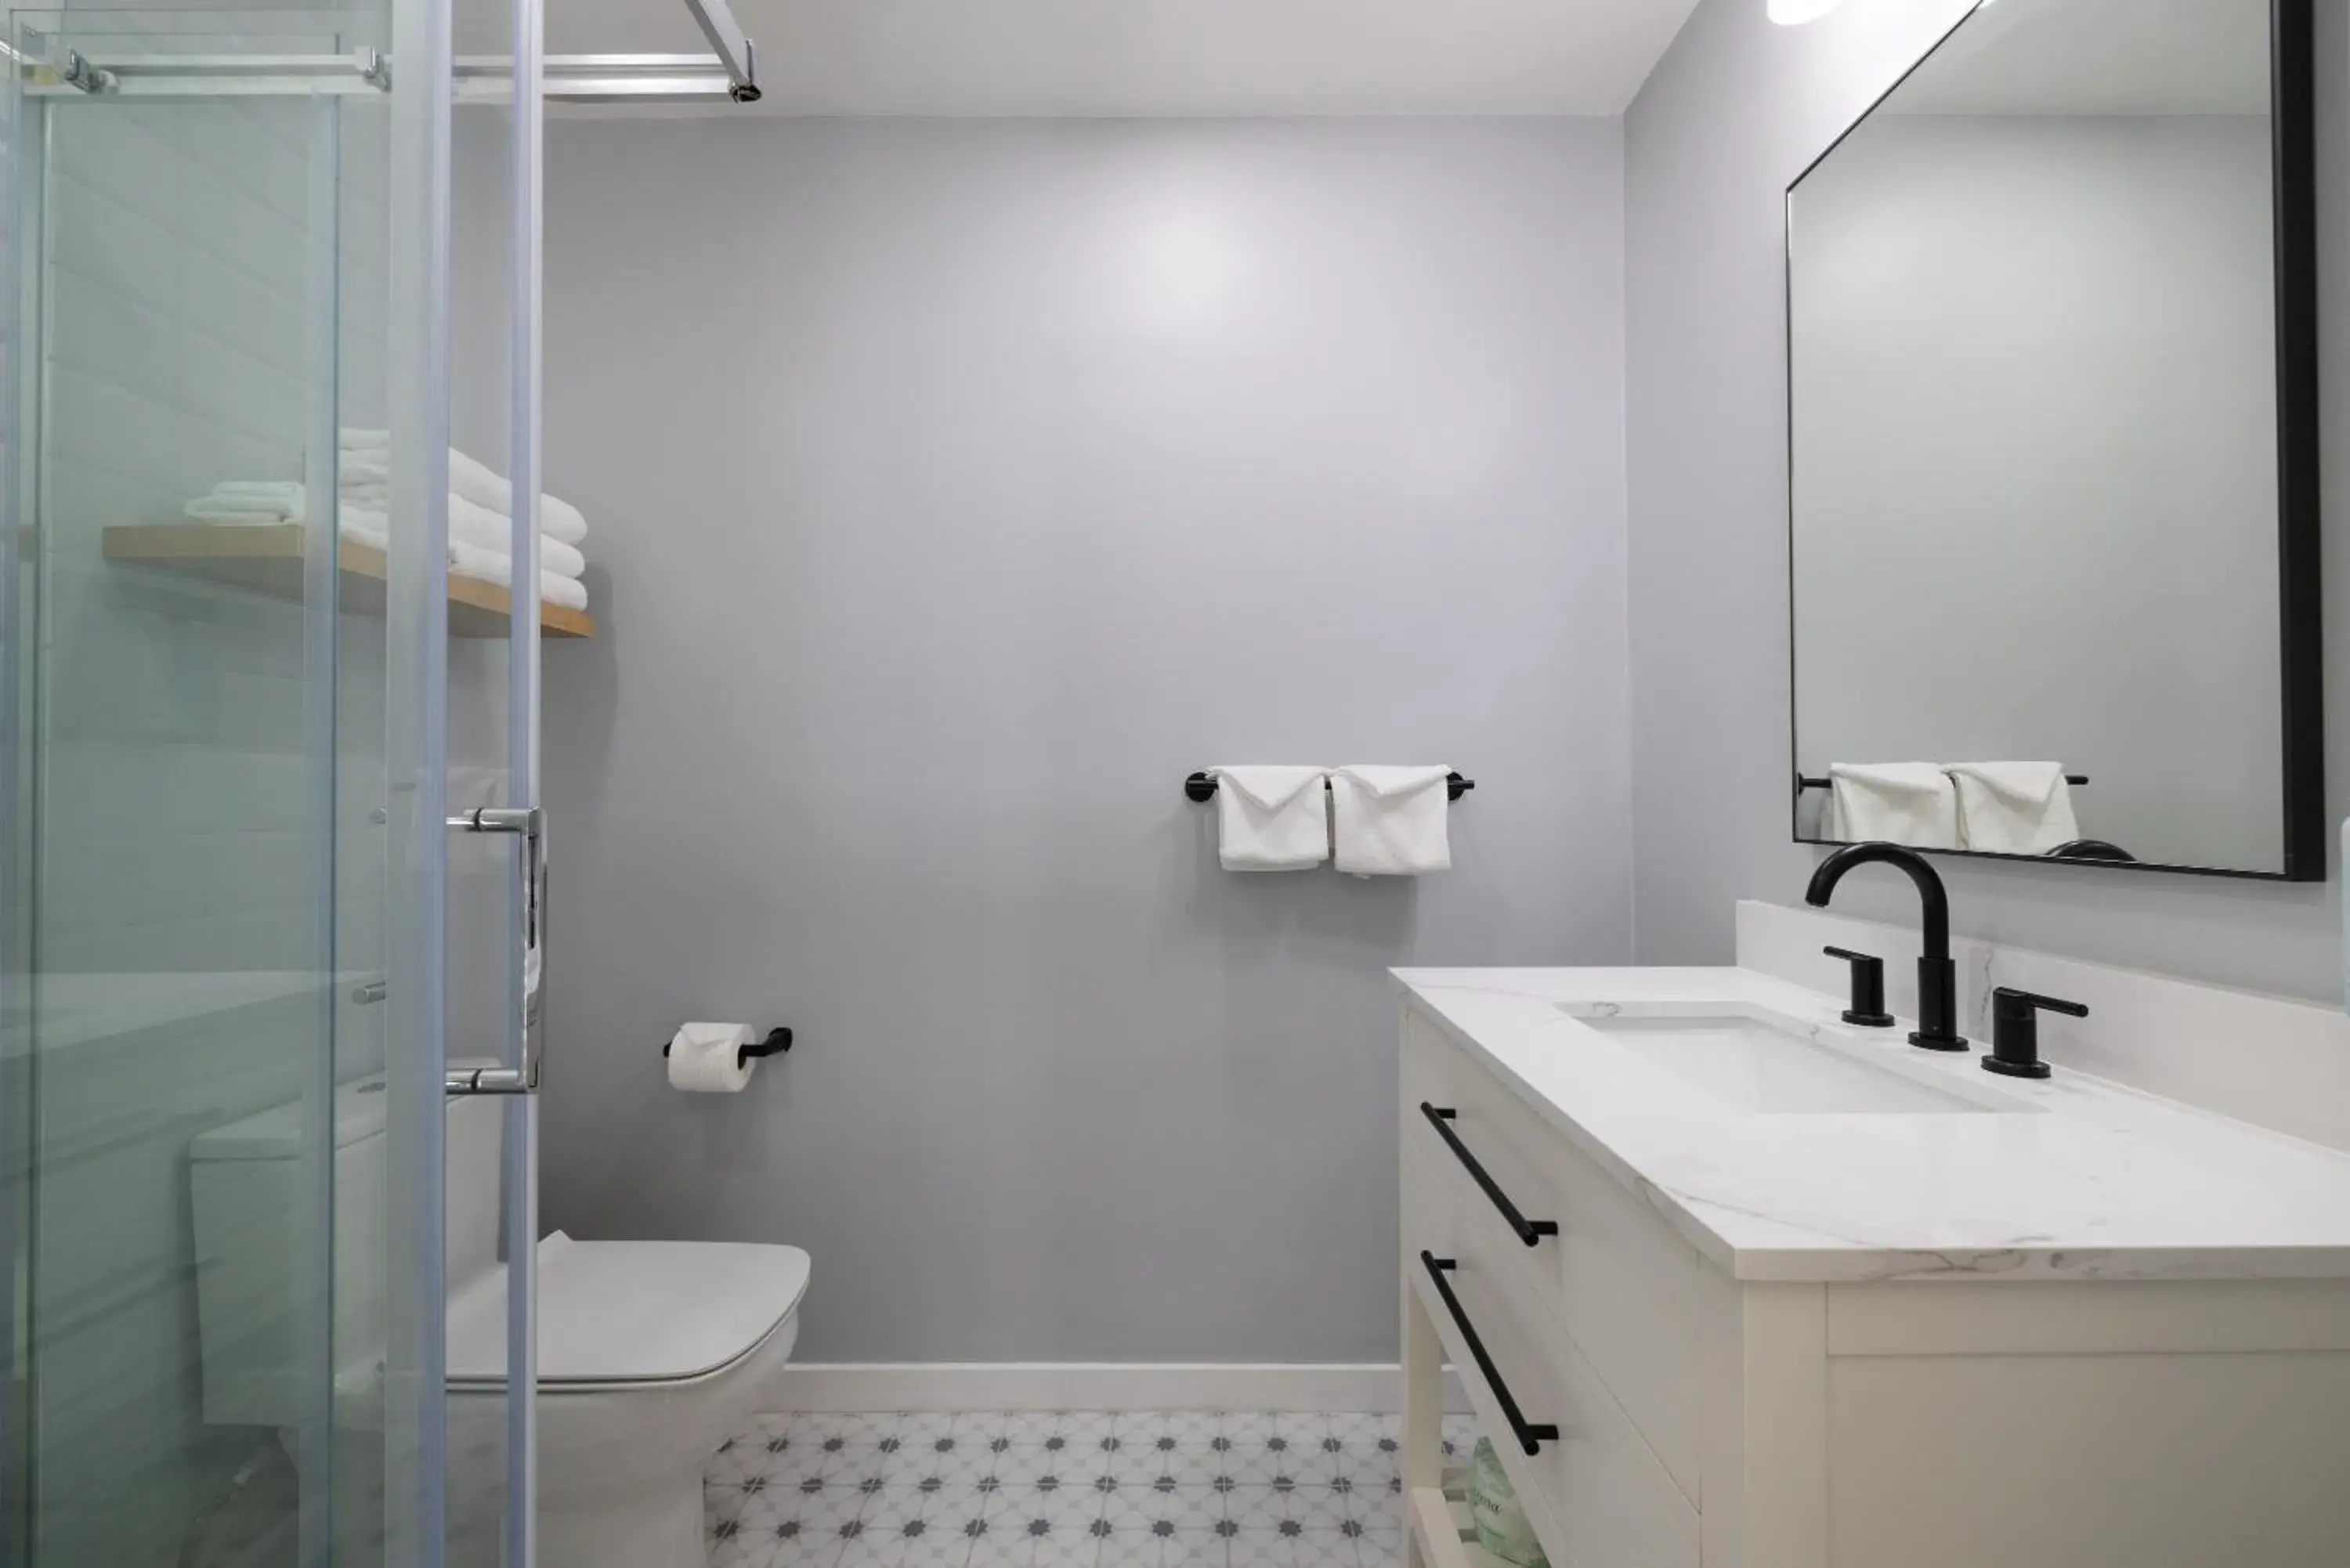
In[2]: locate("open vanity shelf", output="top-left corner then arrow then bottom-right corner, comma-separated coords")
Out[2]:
1406,1475 -> 1515,1568
101,524 -> 596,639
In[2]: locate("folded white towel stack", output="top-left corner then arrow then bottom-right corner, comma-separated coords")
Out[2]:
1208,766 -> 1332,872
338,429 -> 588,545
1330,765 -> 1453,877
446,537 -> 591,612
1823,762 -> 1961,850
1946,763 -> 2079,855
180,433 -> 595,613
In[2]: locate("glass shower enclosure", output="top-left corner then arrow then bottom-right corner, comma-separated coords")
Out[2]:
0,0 -> 548,1563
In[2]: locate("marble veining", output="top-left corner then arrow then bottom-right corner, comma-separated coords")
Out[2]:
1395,965 -> 2350,1284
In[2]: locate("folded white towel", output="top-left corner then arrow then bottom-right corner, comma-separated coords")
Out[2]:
337,505 -> 432,563
449,539 -> 590,612
1822,762 -> 1961,850
186,488 -> 302,523
338,433 -> 588,546
179,502 -> 289,526
449,492 -> 587,580
1329,765 -> 1452,877
1208,766 -> 1331,872
1946,763 -> 2079,856
208,480 -> 306,517
331,508 -> 586,612
537,492 -> 590,548
322,468 -> 585,579
339,515 -> 392,555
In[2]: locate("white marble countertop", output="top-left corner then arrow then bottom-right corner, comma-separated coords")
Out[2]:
1394,966 -> 2350,1284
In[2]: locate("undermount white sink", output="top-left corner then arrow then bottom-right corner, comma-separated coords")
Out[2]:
1556,1000 -> 2026,1115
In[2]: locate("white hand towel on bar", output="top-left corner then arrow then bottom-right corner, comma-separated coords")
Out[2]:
1822,762 -> 1961,850
1330,765 -> 1452,876
338,433 -> 589,545
1208,766 -> 1331,871
1946,763 -> 2078,855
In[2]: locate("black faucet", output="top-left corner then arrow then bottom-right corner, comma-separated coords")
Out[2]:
1804,843 -> 1968,1052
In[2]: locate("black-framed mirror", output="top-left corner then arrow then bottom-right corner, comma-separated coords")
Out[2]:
1785,0 -> 2319,880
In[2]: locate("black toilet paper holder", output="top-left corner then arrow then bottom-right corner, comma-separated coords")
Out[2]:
660,1026 -> 794,1068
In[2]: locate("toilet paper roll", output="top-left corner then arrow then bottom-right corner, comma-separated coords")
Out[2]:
667,1021 -> 757,1093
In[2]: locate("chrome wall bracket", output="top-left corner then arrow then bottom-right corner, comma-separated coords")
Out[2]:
682,0 -> 759,99
58,49 -> 115,95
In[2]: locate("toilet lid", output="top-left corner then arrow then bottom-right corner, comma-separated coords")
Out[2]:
446,1234 -> 811,1386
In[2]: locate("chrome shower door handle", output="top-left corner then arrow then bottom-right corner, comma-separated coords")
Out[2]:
446,806 -> 546,1096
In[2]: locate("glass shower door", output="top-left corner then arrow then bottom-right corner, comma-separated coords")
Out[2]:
0,3 -> 544,1564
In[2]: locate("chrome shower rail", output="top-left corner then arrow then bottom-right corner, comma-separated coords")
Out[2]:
16,0 -> 758,99
20,47 -> 387,97
20,49 -> 758,105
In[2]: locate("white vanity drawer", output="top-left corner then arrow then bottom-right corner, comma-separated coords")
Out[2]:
1404,1006 -> 1705,1501
1411,1242 -> 1700,1568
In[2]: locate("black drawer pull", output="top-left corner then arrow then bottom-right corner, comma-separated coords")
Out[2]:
1421,1253 -> 1560,1456
1422,1104 -> 1558,1247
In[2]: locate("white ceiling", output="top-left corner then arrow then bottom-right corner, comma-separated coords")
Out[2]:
544,0 -> 1702,117
1889,0 -> 2271,117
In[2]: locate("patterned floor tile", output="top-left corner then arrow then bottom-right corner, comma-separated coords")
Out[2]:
706,1412 -> 1477,1568
989,1440 -> 1064,1487
1025,1519 -> 1106,1568
1211,1444 -> 1289,1489
1221,1489 -> 1291,1537
841,1502 -> 974,1568
1050,1412 -> 1119,1451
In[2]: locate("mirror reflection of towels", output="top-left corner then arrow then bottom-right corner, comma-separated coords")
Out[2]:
1823,763 -> 1961,850
1947,763 -> 2079,855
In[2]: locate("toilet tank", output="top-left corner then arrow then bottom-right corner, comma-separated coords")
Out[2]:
189,1082 -> 504,1430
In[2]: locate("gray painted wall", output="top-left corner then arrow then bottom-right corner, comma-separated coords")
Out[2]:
1625,0 -> 2350,1000
537,118 -> 1632,1362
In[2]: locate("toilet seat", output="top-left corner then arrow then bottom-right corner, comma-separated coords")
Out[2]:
446,1234 -> 812,1388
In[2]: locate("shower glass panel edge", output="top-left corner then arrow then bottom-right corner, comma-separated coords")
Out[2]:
0,2 -> 493,1563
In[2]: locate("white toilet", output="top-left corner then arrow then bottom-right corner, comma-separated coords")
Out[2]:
190,1080 -> 811,1568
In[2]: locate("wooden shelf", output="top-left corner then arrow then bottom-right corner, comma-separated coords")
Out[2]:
101,525 -> 595,639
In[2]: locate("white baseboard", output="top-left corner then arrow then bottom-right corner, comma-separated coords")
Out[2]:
772,1364 -> 1471,1415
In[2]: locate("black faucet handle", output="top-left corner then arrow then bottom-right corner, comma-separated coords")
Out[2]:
1984,987 -> 2089,1080
1824,946 -> 1894,1028
1998,988 -> 2089,1019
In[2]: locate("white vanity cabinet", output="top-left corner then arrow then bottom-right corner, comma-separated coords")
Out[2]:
1397,992 -> 2350,1568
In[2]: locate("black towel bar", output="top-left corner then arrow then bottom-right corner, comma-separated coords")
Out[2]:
1185,771 -> 1473,804
1797,771 -> 2086,792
